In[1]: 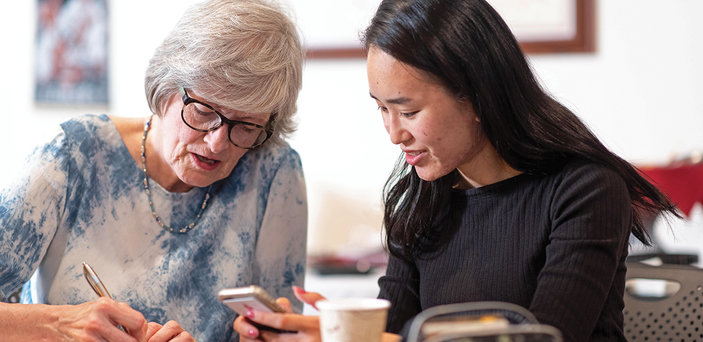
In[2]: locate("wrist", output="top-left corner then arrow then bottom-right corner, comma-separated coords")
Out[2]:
0,302 -> 59,341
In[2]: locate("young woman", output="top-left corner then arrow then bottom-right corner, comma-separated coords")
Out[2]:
234,0 -> 678,341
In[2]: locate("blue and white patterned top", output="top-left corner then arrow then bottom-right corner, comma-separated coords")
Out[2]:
0,114 -> 307,341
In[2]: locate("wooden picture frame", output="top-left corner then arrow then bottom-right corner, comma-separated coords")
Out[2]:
506,0 -> 596,54
303,0 -> 595,59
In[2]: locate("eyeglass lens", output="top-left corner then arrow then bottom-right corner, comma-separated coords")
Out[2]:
182,102 -> 268,148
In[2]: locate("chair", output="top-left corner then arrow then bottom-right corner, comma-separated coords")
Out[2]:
405,301 -> 562,342
624,261 -> 703,341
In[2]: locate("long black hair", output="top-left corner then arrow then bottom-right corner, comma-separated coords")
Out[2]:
362,0 -> 679,259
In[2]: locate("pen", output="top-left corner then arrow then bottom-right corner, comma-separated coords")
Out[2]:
82,262 -> 126,332
82,262 -> 113,299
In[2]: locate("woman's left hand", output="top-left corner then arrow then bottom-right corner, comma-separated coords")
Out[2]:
146,320 -> 196,342
235,288 -> 324,341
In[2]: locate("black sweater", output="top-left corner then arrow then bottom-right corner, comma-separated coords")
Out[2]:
378,161 -> 631,342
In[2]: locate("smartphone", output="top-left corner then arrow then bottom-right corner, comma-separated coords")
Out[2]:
218,285 -> 293,333
218,285 -> 286,315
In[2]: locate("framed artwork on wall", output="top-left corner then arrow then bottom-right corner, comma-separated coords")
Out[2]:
291,0 -> 595,58
35,0 -> 109,105
489,0 -> 595,54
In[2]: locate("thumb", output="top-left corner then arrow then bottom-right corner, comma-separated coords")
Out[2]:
275,297 -> 293,313
292,285 -> 326,310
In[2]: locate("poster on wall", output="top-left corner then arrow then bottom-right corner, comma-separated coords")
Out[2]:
35,0 -> 109,105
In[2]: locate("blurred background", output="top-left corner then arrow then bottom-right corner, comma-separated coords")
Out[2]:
2,0 -> 703,300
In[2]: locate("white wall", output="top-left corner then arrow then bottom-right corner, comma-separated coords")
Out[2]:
2,1 -> 702,256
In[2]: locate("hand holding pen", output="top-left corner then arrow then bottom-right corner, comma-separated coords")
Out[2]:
81,262 -> 149,340
6,263 -> 149,341
82,262 -> 127,332
82,262 -> 196,341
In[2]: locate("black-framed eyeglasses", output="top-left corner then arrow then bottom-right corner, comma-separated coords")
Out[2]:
180,88 -> 274,149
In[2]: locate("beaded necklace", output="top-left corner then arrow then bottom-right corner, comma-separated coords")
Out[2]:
140,115 -> 211,233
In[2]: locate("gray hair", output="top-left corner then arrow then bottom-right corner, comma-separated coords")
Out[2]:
144,0 -> 304,146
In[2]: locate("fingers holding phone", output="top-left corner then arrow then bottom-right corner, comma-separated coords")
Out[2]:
234,308 -> 322,341
224,286 -> 325,341
275,297 -> 292,313
219,285 -> 295,336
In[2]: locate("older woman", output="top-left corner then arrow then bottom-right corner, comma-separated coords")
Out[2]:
0,0 -> 305,341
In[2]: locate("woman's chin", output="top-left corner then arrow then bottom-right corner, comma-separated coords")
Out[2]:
416,174 -> 440,182
414,168 -> 442,182
177,163 -> 234,189
177,173 -> 221,189
186,178 -> 218,188
415,166 -> 459,182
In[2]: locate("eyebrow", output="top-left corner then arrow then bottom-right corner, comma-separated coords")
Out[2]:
369,92 -> 413,105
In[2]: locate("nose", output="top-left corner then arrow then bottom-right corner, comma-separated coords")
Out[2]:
203,125 -> 231,153
384,113 -> 410,145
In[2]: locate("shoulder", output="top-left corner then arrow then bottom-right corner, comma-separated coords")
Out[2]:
547,160 -> 631,213
556,160 -> 627,192
212,143 -> 305,210
476,160 -> 626,200
492,160 -> 631,215
59,114 -> 117,146
25,114 -> 111,162
261,142 -> 302,167
60,113 -> 111,134
239,142 -> 303,175
49,114 -> 128,170
218,142 -> 303,191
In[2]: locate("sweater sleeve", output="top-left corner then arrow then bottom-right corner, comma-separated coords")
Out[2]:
378,251 -> 422,333
529,164 -> 631,342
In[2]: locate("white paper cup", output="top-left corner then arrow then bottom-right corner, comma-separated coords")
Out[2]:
317,298 -> 390,342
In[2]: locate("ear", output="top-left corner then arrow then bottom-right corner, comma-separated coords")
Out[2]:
457,96 -> 480,123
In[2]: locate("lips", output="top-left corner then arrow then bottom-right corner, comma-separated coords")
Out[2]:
403,150 -> 424,166
191,152 -> 221,170
195,154 -> 217,164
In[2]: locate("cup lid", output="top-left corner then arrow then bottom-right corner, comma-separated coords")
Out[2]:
317,298 -> 391,311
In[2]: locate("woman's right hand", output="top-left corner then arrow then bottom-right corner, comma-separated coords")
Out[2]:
51,297 -> 148,341
146,320 -> 196,342
234,286 -> 325,341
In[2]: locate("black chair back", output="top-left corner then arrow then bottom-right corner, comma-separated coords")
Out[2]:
405,301 -> 562,342
624,262 -> 703,341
